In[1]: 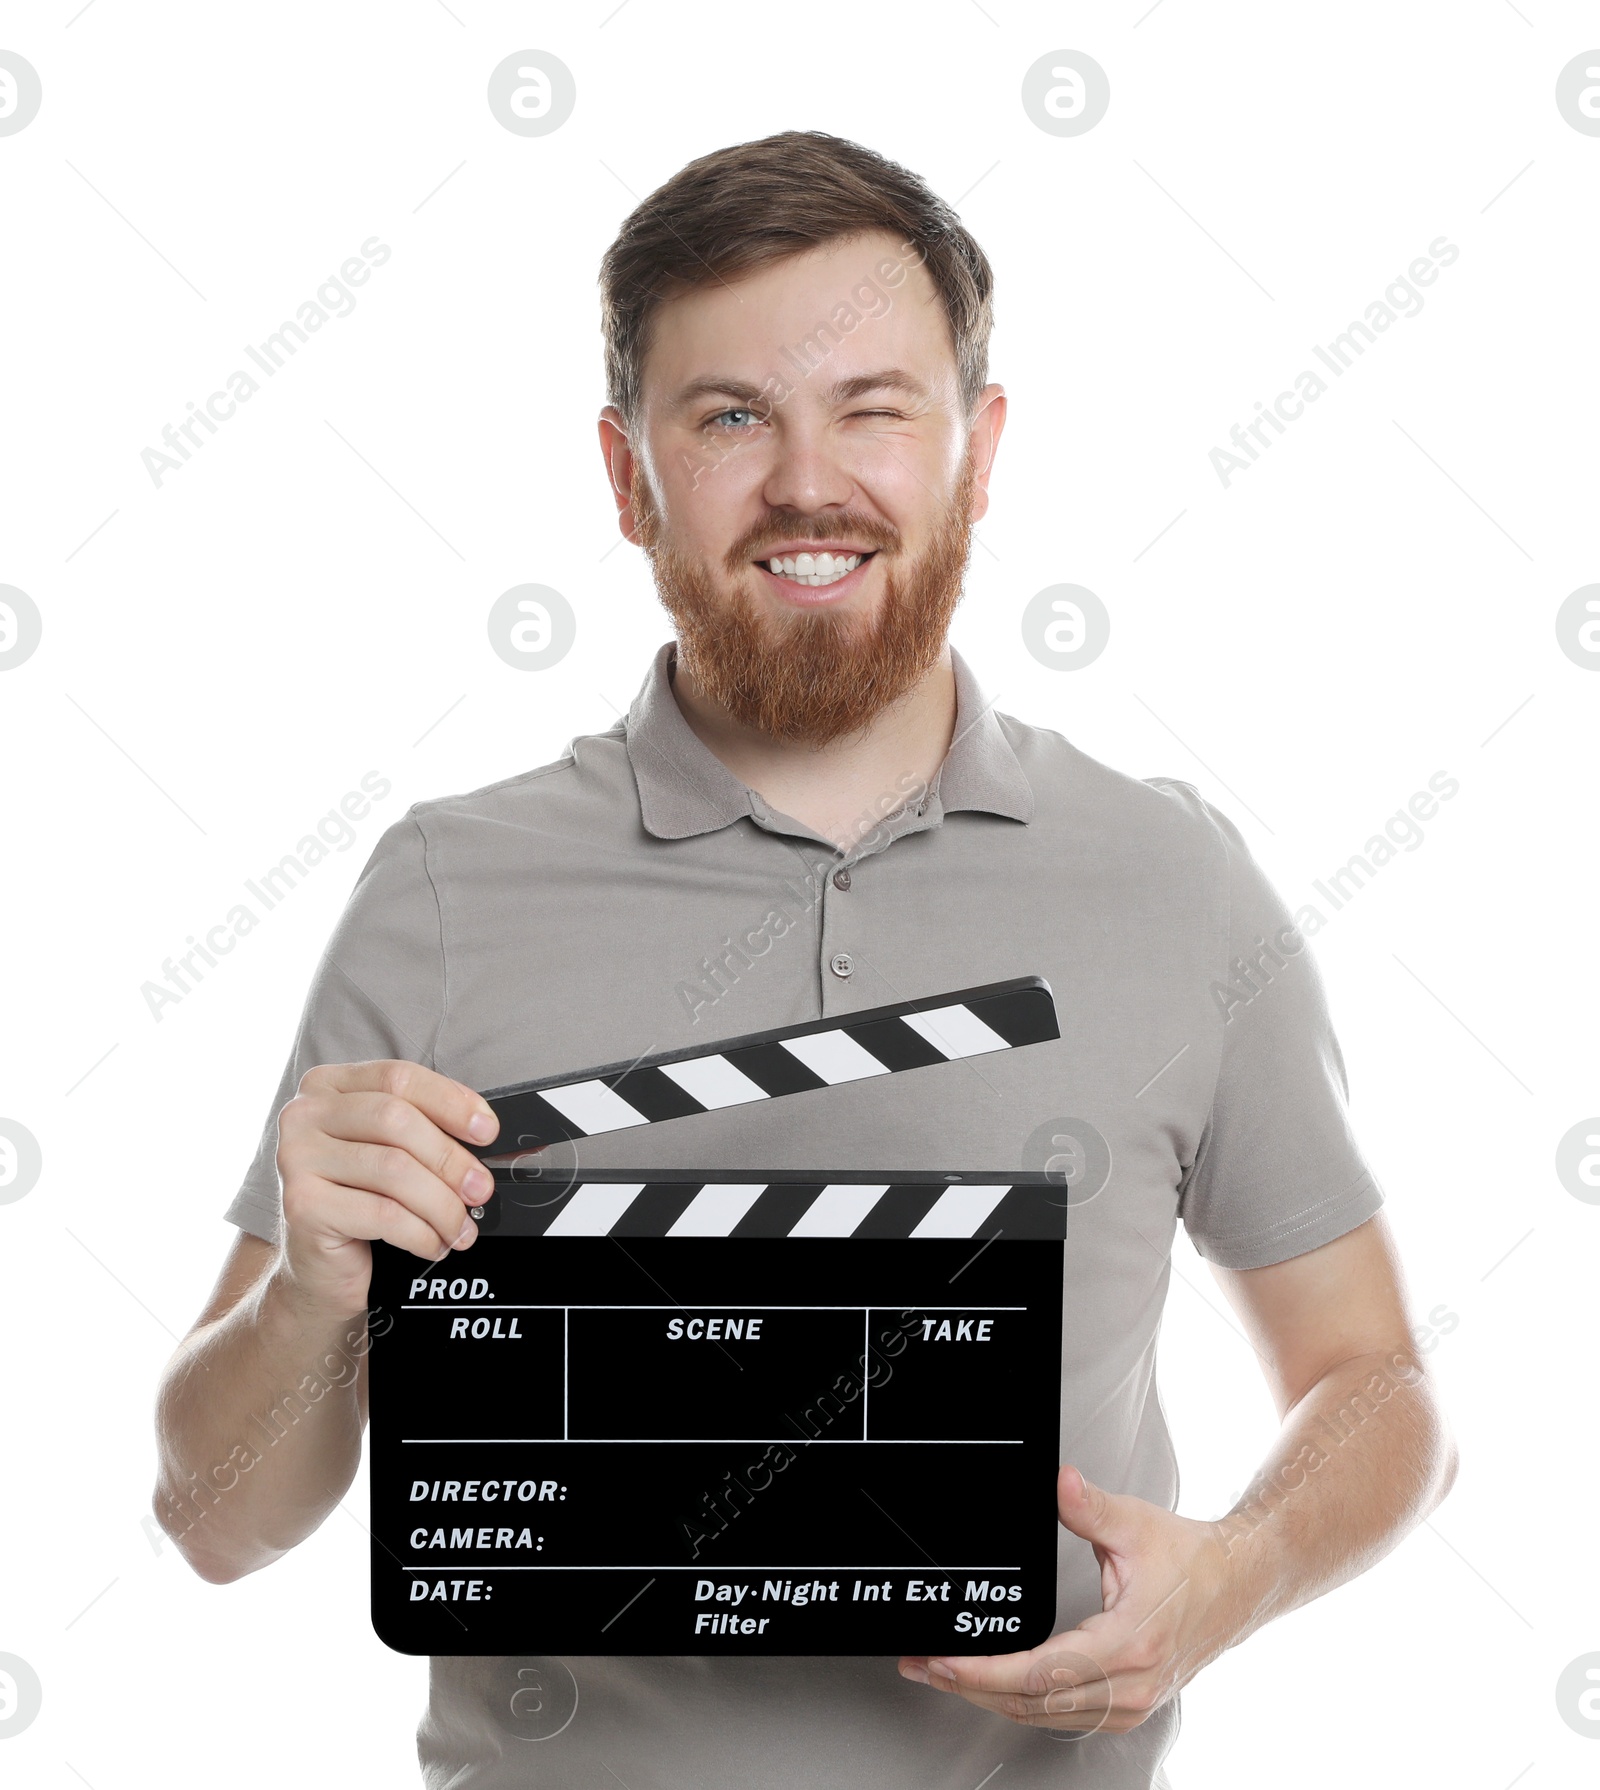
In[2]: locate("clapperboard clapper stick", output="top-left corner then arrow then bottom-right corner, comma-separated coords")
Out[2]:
467,975 -> 1060,1164
367,978 -> 1068,1657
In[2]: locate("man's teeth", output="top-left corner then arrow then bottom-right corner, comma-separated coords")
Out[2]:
763,550 -> 866,587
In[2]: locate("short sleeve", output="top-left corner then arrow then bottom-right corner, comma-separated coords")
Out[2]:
222,810 -> 446,1245
1175,793 -> 1385,1270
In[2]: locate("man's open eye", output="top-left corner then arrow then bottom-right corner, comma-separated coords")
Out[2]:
705,407 -> 763,431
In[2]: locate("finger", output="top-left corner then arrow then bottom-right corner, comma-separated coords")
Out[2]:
301,1059 -> 499,1149
296,1175 -> 473,1262
918,1676 -> 1116,1728
287,1126 -> 486,1254
930,1684 -> 1114,1728
926,1630 -> 1117,1697
924,1643 -> 1042,1694
291,1082 -> 497,1212
1056,1462 -> 1139,1553
927,1648 -> 1121,1728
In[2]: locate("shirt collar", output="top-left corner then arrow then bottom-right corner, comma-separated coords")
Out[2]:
624,639 -> 1034,842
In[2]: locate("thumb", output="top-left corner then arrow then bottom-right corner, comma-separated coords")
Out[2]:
1056,1463 -> 1133,1549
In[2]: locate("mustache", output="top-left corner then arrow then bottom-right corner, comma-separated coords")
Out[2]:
627,472 -> 902,566
732,521 -> 900,565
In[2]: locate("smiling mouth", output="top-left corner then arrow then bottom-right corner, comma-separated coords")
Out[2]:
757,549 -> 877,589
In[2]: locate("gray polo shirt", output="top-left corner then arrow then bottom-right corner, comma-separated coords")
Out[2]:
226,639 -> 1383,1788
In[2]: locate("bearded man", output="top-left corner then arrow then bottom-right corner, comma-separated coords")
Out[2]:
156,129 -> 1455,1790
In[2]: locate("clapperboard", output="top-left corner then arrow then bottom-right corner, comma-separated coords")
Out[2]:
368,976 -> 1068,1656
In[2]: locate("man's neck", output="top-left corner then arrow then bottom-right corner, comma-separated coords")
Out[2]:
668,646 -> 958,856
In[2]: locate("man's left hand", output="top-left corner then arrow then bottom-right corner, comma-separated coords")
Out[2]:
897,1464 -> 1254,1733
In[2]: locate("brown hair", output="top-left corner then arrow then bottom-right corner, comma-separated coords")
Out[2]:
598,130 -> 994,432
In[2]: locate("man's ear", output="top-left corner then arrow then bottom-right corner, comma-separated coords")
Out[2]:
967,383 -> 1007,522
597,406 -> 642,544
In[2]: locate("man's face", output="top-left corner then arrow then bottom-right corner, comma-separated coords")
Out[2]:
601,229 -> 1004,746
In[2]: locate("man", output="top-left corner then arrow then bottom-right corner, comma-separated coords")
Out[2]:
155,130 -> 1456,1787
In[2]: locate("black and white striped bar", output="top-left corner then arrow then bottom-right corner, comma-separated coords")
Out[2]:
473,1169 -> 1066,1240
474,975 -> 1059,1161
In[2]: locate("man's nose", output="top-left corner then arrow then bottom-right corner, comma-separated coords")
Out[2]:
759,424 -> 857,516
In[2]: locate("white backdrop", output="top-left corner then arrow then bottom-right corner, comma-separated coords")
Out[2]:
1,3 -> 1596,1785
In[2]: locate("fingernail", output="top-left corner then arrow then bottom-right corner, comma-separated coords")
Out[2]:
927,1662 -> 956,1683
454,1218 -> 476,1249
900,1664 -> 929,1685
465,1166 -> 493,1198
468,1110 -> 495,1142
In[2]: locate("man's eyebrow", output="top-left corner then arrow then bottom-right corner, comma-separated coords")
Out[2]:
822,369 -> 931,405
668,369 -> 933,412
670,375 -> 768,410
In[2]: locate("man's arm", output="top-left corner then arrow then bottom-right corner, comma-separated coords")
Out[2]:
152,1231 -> 373,1582
897,1213 -> 1458,1731
1205,1209 -> 1458,1629
152,1060 -> 499,1584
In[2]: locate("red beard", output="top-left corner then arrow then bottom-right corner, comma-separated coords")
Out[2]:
631,455 -> 977,747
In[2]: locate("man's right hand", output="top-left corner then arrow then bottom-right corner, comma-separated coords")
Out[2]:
275,1060 -> 500,1317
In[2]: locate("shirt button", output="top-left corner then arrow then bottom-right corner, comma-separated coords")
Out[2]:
832,868 -> 852,891
829,951 -> 854,979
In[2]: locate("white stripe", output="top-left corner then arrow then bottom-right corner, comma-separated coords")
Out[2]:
909,1185 -> 1012,1238
659,1055 -> 768,1111
901,1004 -> 1010,1060
544,1184 -> 646,1236
666,1184 -> 771,1236
780,1029 -> 892,1086
540,1078 -> 650,1134
788,1184 -> 891,1238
